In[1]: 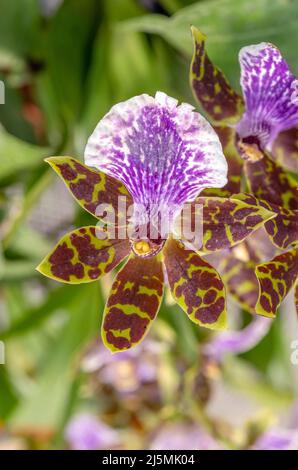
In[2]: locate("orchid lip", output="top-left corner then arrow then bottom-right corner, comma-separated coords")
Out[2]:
130,238 -> 165,258
129,221 -> 167,258
236,133 -> 264,162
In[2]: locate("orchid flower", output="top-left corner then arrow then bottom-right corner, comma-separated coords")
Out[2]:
190,28 -> 298,318
37,92 -> 276,352
190,27 -> 298,170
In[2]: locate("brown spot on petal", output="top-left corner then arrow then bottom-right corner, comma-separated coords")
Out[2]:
104,308 -> 150,350
102,256 -> 164,351
195,297 -> 225,324
57,163 -> 76,181
164,239 -> 226,328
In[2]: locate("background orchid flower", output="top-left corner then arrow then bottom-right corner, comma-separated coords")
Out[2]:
36,92 -> 276,352
238,43 -> 298,157
219,222 -> 298,318
190,26 -> 298,171
190,27 -> 298,318
149,422 -> 221,450
82,340 -> 163,395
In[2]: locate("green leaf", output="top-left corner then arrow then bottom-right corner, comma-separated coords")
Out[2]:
0,260 -> 39,283
0,125 -> 50,182
0,284 -> 77,340
44,0 -> 100,124
0,367 -> 19,420
2,169 -> 53,250
0,0 -> 40,57
120,0 -> 298,88
79,26 -> 178,149
8,224 -> 51,260
0,78 -> 35,143
9,282 -> 102,429
223,356 -> 293,408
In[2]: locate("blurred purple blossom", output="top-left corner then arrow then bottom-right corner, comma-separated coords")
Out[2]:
148,414 -> 298,450
82,340 -> 164,394
65,414 -> 120,450
204,316 -> 273,362
253,428 -> 298,450
149,423 -> 221,450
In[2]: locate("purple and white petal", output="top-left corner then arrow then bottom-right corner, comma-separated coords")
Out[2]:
85,92 -> 227,228
204,316 -> 272,362
237,43 -> 298,150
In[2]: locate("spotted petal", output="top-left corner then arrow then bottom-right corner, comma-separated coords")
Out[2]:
255,248 -> 298,317
190,27 -> 244,125
244,226 -> 277,263
164,238 -> 227,330
221,255 -> 259,314
237,43 -> 298,150
262,206 -> 298,250
85,92 -> 227,229
192,195 -> 276,253
220,228 -> 277,313
36,227 -> 130,284
243,156 -> 298,249
272,127 -> 298,172
46,157 -> 133,225
222,244 -> 298,316
102,255 -> 164,352
244,154 -> 298,209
